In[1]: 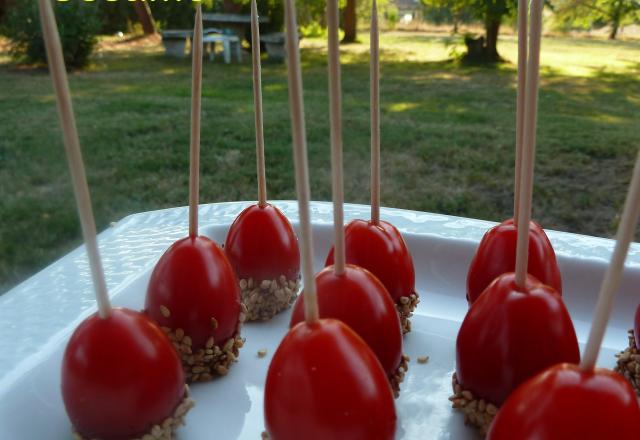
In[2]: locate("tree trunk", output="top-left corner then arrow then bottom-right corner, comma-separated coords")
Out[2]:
609,23 -> 619,39
485,18 -> 501,59
133,2 -> 156,35
608,0 -> 622,39
342,0 -> 357,44
223,0 -> 243,13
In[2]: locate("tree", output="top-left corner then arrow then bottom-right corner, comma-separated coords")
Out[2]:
552,0 -> 640,39
343,0 -> 358,43
422,0 -> 515,62
133,1 -> 156,35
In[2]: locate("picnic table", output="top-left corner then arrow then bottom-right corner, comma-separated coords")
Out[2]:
201,13 -> 270,43
160,28 -> 241,63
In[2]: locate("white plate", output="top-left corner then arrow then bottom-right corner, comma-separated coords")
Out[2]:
0,201 -> 638,439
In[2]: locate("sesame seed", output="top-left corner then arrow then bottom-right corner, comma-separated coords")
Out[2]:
160,305 -> 171,318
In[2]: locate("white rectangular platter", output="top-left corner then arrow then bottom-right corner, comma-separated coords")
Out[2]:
1,201 -> 638,439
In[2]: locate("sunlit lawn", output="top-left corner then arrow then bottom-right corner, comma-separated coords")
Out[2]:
1,31 -> 639,292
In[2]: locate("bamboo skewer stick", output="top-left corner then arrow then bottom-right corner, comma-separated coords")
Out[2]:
514,0 -> 528,223
328,0 -> 345,276
188,5 -> 203,238
37,0 -> 111,319
582,152 -> 640,370
514,0 -> 543,288
370,0 -> 381,225
251,0 -> 268,208
284,0 -> 319,323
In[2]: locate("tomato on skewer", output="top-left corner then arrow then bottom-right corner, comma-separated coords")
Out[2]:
62,308 -> 193,440
290,265 -> 407,396
453,272 -> 579,433
467,218 -> 561,304
225,203 -> 301,321
264,319 -> 397,440
488,363 -> 640,439
146,235 -> 243,382
326,219 -> 418,334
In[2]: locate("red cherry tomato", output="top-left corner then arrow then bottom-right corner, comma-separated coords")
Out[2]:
635,304 -> 640,347
265,319 -> 396,440
225,204 -> 300,281
290,265 -> 403,377
62,308 -> 185,440
146,235 -> 241,349
488,363 -> 640,439
326,219 -> 415,301
456,272 -> 579,406
467,218 -> 561,304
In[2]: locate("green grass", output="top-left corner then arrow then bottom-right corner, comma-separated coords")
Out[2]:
1,31 -> 639,293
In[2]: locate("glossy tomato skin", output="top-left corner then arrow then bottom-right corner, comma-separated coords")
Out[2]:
467,218 -> 561,304
289,265 -> 403,377
456,272 -> 579,406
488,363 -> 640,439
635,304 -> 640,347
62,308 -> 185,440
325,219 -> 415,301
265,319 -> 396,440
146,235 -> 241,349
225,204 -> 300,281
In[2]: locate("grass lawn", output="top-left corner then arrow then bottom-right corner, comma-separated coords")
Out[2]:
1,31 -> 639,293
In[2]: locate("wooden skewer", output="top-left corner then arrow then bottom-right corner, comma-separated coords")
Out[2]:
327,0 -> 345,276
251,0 -> 267,208
370,0 -> 381,225
284,0 -> 319,323
513,0 -> 528,223
37,0 -> 111,318
188,5 -> 203,238
514,0 -> 543,288
582,152 -> 640,370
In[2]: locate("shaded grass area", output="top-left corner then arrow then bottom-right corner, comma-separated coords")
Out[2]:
1,32 -> 639,292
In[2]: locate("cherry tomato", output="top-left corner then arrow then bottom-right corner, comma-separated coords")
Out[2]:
146,235 -> 241,349
456,272 -> 579,406
635,304 -> 640,347
265,319 -> 396,440
62,308 -> 185,440
488,363 -> 640,439
326,219 -> 415,301
225,204 -> 300,281
467,218 -> 561,304
290,265 -> 402,377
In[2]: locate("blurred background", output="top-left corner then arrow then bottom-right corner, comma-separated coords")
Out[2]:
1,0 -> 639,293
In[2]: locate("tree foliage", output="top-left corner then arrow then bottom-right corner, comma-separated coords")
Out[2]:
551,0 -> 640,39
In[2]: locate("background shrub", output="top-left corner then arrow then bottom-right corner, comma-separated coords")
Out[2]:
1,0 -> 100,68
